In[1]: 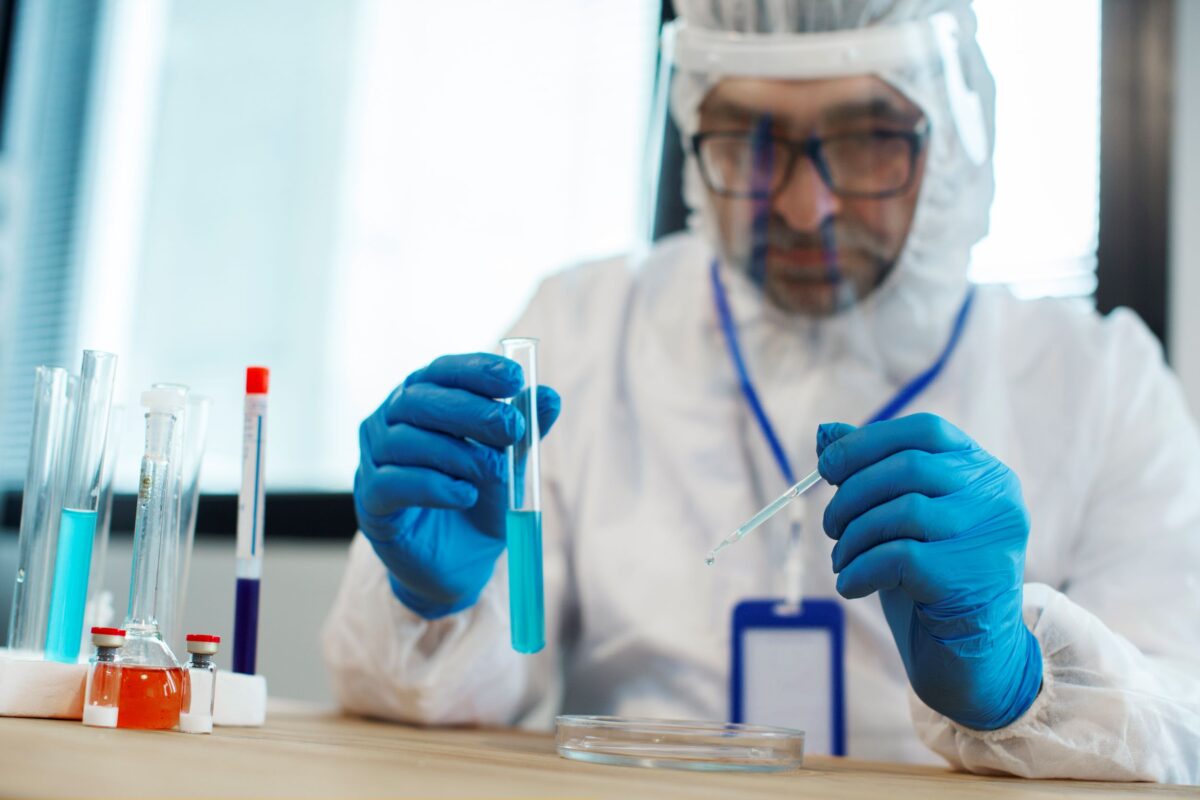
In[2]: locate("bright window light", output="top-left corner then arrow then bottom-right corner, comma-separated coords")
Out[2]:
79,0 -> 657,492
969,0 -> 1102,299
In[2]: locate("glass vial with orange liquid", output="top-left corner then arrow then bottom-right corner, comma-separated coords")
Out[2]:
116,387 -> 188,730
180,633 -> 219,734
82,626 -> 125,727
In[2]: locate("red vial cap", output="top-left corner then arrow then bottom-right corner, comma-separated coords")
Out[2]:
186,634 -> 221,643
91,627 -> 126,637
91,628 -> 127,648
246,366 -> 269,395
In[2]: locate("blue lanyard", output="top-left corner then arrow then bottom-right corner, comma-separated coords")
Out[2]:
710,259 -> 975,486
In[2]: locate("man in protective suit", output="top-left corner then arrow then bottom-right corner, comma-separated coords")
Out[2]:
325,0 -> 1200,782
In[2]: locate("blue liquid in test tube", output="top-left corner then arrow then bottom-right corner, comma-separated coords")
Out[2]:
502,337 -> 544,655
43,350 -> 116,663
45,508 -> 98,661
507,509 -> 544,653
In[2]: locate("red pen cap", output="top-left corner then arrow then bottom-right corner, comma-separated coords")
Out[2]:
246,366 -> 269,395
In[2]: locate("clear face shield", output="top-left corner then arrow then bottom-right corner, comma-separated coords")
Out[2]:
643,11 -> 989,319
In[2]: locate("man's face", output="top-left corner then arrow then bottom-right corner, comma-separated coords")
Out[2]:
698,76 -> 928,315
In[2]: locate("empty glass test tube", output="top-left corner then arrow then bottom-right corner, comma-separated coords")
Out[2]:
502,338 -> 544,654
7,366 -> 71,656
45,350 -> 117,663
148,383 -> 189,652
80,402 -> 124,654
166,393 -> 210,654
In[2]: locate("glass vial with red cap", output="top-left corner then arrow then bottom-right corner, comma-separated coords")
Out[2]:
83,627 -> 125,728
180,634 -> 219,734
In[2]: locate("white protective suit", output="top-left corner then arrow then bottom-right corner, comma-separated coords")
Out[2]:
324,0 -> 1200,783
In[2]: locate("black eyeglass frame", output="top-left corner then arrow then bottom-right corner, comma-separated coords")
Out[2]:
691,119 -> 932,201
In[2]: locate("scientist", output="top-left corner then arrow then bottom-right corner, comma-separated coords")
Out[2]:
324,0 -> 1200,782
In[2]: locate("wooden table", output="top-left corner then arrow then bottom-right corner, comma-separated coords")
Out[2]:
0,705 -> 1193,798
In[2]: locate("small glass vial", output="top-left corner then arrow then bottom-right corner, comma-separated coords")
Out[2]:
83,626 -> 125,728
180,634 -> 219,734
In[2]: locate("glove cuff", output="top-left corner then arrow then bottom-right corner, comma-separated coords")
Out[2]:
967,626 -> 1044,730
387,573 -> 479,621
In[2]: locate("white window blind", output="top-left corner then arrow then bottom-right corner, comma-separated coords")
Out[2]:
0,0 -> 102,490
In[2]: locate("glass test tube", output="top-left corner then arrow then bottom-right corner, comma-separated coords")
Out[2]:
82,627 -> 125,728
80,403 -> 124,654
502,338 -> 544,654
171,395 -> 210,654
45,350 -> 117,663
148,383 -> 190,652
180,634 -> 219,734
7,366 -> 71,656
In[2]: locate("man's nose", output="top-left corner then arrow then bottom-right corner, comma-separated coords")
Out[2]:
772,156 -> 841,232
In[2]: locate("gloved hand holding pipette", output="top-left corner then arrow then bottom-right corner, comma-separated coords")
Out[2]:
816,414 -> 1043,731
355,353 -> 561,620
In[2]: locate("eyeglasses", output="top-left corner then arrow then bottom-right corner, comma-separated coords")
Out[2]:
692,120 -> 930,200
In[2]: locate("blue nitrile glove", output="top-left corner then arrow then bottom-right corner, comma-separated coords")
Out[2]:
816,413 -> 1042,730
355,353 -> 562,619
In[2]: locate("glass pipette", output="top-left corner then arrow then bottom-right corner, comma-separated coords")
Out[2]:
706,468 -> 824,565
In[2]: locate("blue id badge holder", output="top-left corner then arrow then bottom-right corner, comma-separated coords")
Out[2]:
730,597 -> 846,756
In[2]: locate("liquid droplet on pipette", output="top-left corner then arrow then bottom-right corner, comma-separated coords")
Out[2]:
704,552 -> 716,566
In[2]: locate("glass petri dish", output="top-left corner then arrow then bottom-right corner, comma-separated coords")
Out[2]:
555,715 -> 804,772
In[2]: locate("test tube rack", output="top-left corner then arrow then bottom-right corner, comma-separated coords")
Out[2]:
0,650 -> 267,726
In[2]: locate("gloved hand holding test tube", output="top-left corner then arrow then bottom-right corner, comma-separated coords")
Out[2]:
352,353 -> 562,631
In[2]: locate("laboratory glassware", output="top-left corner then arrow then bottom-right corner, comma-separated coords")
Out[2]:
117,387 -> 187,730
82,627 -> 126,728
501,338 -> 544,654
555,715 -> 805,772
180,634 -> 219,734
80,402 -> 124,654
147,383 -> 188,654
7,366 -> 71,656
45,350 -> 117,663
148,384 -> 210,653
171,394 -> 210,654
706,468 -> 824,565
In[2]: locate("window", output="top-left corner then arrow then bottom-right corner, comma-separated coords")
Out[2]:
22,0 -> 657,493
969,0 -> 1102,298
0,0 -> 1102,494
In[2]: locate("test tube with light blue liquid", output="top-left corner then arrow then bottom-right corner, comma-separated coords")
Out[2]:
502,338 -> 544,654
7,366 -> 71,656
44,350 -> 116,663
